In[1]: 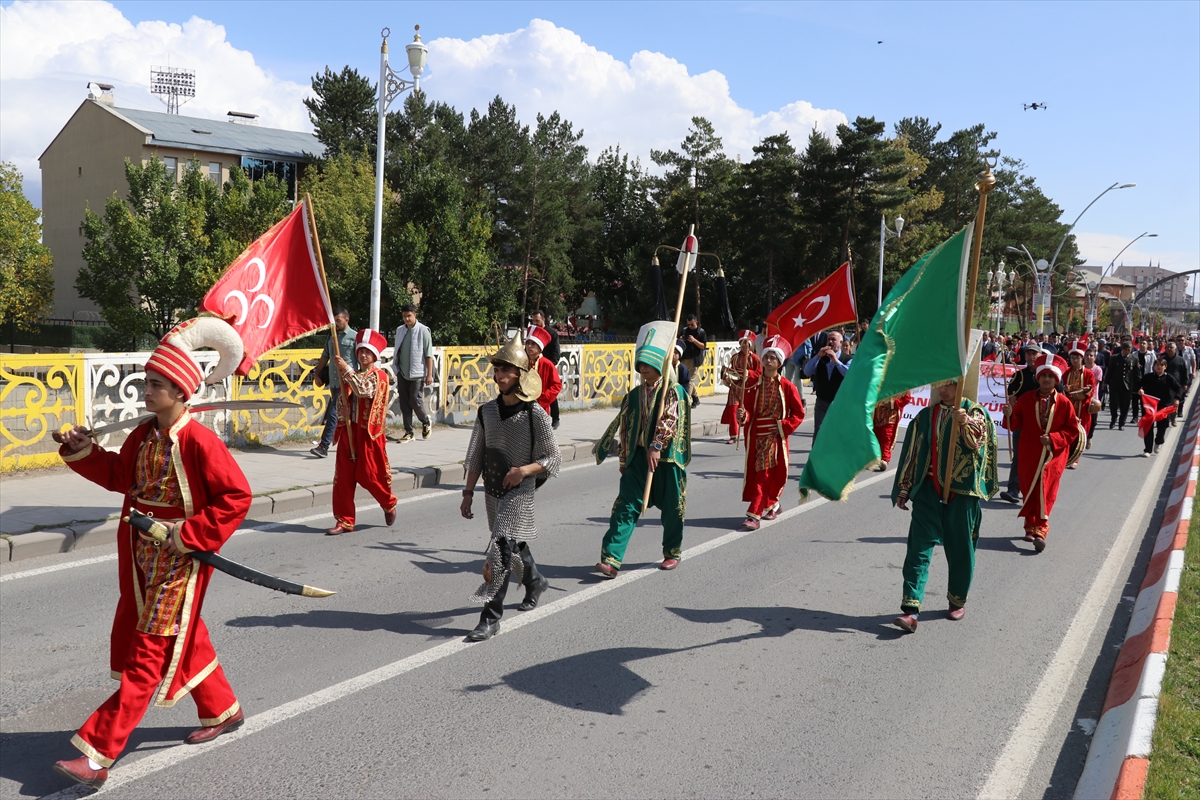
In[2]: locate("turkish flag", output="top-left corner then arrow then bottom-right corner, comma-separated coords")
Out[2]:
765,262 -> 858,348
1137,394 -> 1177,438
200,200 -> 334,375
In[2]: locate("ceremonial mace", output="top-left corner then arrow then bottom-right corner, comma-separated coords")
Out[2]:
941,158 -> 997,504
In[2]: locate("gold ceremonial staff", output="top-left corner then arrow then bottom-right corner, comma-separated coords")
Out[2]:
941,158 -> 998,503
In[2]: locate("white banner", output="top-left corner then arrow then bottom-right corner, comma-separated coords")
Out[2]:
898,361 -> 1019,428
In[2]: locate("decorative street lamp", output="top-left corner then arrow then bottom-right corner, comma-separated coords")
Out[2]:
877,213 -> 904,309
369,26 -> 428,331
987,260 -> 1016,335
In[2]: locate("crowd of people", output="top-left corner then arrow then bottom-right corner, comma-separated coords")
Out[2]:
43,303 -> 1199,787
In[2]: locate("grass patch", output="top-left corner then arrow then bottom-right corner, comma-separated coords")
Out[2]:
1145,508 -> 1200,798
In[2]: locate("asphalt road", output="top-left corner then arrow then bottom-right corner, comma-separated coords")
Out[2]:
0,404 -> 1185,800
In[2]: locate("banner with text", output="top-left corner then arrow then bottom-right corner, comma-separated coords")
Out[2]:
898,361 -> 1018,428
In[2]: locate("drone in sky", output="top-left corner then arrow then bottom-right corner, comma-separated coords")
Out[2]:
1023,102 -> 1048,111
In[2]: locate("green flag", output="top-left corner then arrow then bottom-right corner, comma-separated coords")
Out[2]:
798,225 -> 974,501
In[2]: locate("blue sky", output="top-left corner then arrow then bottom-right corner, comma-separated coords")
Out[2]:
4,0 -> 1197,278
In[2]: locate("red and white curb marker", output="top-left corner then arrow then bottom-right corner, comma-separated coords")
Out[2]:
1074,400 -> 1198,800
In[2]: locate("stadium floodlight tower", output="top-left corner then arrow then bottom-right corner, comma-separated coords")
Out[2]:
150,65 -> 196,115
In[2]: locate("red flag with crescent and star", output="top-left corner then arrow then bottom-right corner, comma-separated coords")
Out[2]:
200,200 -> 334,375
765,262 -> 858,349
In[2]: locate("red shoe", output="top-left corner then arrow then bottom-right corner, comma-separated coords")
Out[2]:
762,505 -> 781,521
726,437 -> 737,445
947,606 -> 966,621
741,518 -> 761,531
660,558 -> 680,570
594,562 -> 618,579
185,708 -> 245,744
893,614 -> 918,633
1033,536 -> 1046,553
53,757 -> 108,789
384,508 -> 397,526
326,525 -> 349,536
1023,533 -> 1035,542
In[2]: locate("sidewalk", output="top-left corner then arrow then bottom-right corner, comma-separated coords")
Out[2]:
0,397 -> 728,562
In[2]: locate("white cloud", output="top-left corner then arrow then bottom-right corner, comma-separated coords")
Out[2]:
427,19 -> 847,165
1,7 -> 848,207
0,0 -> 311,206
1074,231 -> 1198,274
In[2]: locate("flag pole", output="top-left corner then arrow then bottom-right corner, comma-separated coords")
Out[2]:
304,193 -> 337,342
942,162 -> 997,503
642,225 -> 693,513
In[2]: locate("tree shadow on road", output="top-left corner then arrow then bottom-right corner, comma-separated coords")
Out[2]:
0,725 -> 190,798
224,608 -> 475,639
666,605 -> 907,641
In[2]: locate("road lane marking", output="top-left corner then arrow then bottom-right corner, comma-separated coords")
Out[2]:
39,469 -> 893,797
976,411 -> 1187,799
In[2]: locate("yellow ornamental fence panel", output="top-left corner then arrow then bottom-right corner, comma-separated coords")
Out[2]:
439,346 -> 496,424
0,354 -> 85,471
580,344 -> 634,407
694,350 -> 717,396
230,349 -> 326,445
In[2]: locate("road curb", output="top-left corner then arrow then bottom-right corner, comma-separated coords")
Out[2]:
1,419 -> 722,564
1074,398 -> 1199,800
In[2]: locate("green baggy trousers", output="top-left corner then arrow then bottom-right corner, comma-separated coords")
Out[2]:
901,481 -> 980,612
600,448 -> 686,569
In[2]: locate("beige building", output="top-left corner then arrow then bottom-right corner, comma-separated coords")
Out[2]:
1113,263 -> 1191,307
39,90 -> 322,320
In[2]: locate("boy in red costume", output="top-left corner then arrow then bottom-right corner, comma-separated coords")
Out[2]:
1063,341 -> 1096,468
525,324 -> 563,417
328,328 -> 399,534
872,390 -> 913,470
737,335 -> 804,529
1005,352 -> 1080,552
51,318 -> 251,789
720,330 -> 762,444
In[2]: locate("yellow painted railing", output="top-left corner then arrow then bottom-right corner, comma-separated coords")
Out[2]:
0,354 -> 86,470
0,342 -> 729,471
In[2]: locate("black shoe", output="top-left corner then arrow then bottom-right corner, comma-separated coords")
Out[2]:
309,446 -> 328,458
999,490 -> 1020,504
1109,422 -> 1115,429
552,419 -> 560,430
691,398 -> 700,409
466,619 -> 499,642
518,575 -> 549,611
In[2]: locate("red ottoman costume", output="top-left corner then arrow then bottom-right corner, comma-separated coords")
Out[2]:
1008,353 -> 1079,544
721,330 -> 762,441
741,336 -> 805,520
873,390 -> 913,463
59,318 -> 250,768
331,328 -> 398,532
1063,341 -> 1096,466
526,324 -> 563,416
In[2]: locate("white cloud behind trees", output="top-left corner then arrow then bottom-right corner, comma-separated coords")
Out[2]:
1,2 -> 847,207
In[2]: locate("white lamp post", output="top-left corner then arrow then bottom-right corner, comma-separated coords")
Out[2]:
369,26 -> 428,331
987,260 -> 1016,335
877,213 -> 904,308
1086,280 -> 1099,332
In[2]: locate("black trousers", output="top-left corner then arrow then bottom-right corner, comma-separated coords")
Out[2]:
1110,389 -> 1132,428
396,374 -> 430,433
481,543 -> 542,624
1144,419 -> 1169,453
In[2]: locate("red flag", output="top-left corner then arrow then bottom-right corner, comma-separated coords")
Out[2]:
200,201 -> 334,375
765,262 -> 857,348
1137,394 -> 1177,438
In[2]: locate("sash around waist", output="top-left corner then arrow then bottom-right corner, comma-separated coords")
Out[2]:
130,496 -> 186,521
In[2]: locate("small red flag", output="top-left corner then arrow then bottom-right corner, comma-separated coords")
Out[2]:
1137,394 -> 1177,438
765,262 -> 858,348
200,201 -> 334,375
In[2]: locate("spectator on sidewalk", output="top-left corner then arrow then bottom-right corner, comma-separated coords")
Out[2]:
393,303 -> 434,443
802,330 -> 852,437
310,307 -> 356,459
678,314 -> 707,409
529,309 -> 561,429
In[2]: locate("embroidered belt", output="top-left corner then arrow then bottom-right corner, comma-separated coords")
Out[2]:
130,497 -> 185,546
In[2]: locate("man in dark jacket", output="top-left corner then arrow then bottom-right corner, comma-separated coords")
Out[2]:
678,314 -> 707,409
802,330 -> 851,437
1162,340 -> 1190,424
1105,341 -> 1141,430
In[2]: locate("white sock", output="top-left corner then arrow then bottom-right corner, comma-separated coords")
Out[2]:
87,757 -> 104,770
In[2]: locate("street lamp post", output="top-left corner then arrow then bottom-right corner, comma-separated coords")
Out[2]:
369,26 -> 428,331
1086,280 -> 1100,332
877,213 -> 904,309
987,261 -> 1016,335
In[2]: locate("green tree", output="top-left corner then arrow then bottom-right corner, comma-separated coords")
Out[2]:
305,66 -> 377,159
464,96 -> 532,265
736,133 -> 802,320
0,162 -> 54,330
304,152 -> 379,324
79,158 -> 291,348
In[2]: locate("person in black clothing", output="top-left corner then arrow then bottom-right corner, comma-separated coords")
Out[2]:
529,310 -> 561,429
1139,357 -> 1182,456
678,314 -> 707,409
673,341 -> 690,389
1105,341 -> 1141,430
1162,341 -> 1190,425
801,330 -> 851,437
999,343 -> 1044,504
